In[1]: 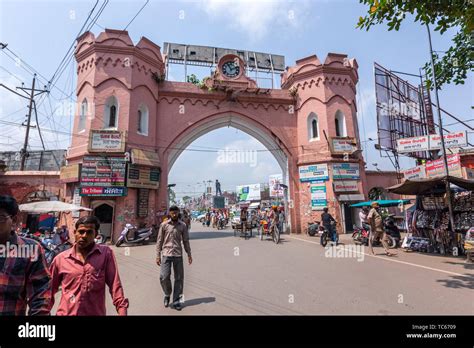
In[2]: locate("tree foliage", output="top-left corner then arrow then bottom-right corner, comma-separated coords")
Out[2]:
357,0 -> 473,90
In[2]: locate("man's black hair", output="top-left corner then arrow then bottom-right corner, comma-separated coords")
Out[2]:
0,195 -> 19,217
169,205 -> 180,212
75,215 -> 100,231
323,207 -> 329,212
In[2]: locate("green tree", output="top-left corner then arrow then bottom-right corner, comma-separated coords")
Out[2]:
357,0 -> 473,90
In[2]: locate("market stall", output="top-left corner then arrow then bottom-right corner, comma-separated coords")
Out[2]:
387,176 -> 474,255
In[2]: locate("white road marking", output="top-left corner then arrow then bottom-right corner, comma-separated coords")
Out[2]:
287,235 -> 470,279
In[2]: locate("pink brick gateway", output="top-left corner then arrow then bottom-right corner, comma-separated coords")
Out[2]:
61,28 -> 397,242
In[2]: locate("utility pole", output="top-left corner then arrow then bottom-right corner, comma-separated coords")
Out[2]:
0,70 -> 48,170
426,24 -> 455,233
20,75 -> 37,171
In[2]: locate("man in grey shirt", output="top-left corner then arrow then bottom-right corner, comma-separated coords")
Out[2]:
156,205 -> 193,311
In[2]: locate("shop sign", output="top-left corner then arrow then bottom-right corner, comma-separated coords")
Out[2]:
333,180 -> 359,192
338,194 -> 365,201
137,188 -> 149,217
332,163 -> 360,180
429,131 -> 467,150
127,164 -> 160,189
396,136 -> 430,153
60,164 -> 81,183
299,164 -> 329,182
88,130 -> 126,153
80,156 -> 126,187
80,187 -> 127,197
403,165 -> 426,180
425,154 -> 462,178
330,137 -> 357,154
72,188 -> 81,218
310,183 -> 327,210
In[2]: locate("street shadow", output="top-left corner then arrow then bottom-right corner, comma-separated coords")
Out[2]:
183,297 -> 216,307
436,274 -> 474,290
189,231 -> 234,240
443,261 -> 474,270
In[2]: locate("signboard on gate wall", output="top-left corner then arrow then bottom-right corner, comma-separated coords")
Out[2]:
80,156 -> 126,187
425,154 -> 462,178
88,130 -> 126,153
299,164 -> 329,182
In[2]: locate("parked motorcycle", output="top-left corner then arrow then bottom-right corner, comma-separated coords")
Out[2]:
352,224 -> 370,246
115,223 -> 153,247
307,221 -> 322,237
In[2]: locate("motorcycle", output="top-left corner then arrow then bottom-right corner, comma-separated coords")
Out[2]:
371,216 -> 400,249
115,223 -> 153,247
320,221 -> 338,247
307,221 -> 322,237
217,217 -> 226,230
352,224 -> 370,246
41,240 -> 72,265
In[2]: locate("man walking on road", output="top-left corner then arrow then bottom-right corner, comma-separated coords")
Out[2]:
156,205 -> 192,311
368,202 -> 395,257
49,216 -> 129,315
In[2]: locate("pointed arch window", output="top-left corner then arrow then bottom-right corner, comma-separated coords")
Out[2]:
104,96 -> 119,129
78,98 -> 87,132
335,110 -> 347,137
307,112 -> 319,141
137,104 -> 149,136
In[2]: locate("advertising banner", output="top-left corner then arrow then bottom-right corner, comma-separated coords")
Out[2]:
269,174 -> 284,197
333,180 -> 359,192
80,187 -> 127,197
127,164 -> 160,189
425,154 -> 462,178
403,165 -> 426,180
396,136 -> 430,153
332,163 -> 360,180
310,183 -> 327,210
236,183 -> 261,201
429,131 -> 468,150
299,164 -> 329,182
80,156 -> 126,187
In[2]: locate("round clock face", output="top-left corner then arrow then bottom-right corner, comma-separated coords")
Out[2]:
221,61 -> 241,78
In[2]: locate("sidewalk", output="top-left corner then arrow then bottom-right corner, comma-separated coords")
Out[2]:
287,232 -> 473,279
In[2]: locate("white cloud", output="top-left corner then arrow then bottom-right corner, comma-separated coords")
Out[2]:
197,0 -> 310,42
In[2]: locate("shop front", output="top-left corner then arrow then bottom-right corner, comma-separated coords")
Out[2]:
388,176 -> 474,256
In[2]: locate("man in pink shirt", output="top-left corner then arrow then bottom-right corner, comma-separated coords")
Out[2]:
49,216 -> 129,315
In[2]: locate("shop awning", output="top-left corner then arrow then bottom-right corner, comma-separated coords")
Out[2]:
387,176 -> 474,195
350,199 -> 411,208
19,201 -> 92,213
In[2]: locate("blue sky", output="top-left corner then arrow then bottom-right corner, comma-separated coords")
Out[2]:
1,0 -> 472,198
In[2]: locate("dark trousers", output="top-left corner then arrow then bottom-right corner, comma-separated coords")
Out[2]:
160,256 -> 184,303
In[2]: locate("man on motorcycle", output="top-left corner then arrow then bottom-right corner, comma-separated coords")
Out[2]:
321,207 -> 337,243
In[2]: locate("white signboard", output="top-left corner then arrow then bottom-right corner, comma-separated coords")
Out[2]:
89,130 -> 125,152
310,183 -> 327,210
299,164 -> 329,182
333,181 -> 359,192
236,183 -> 261,201
72,188 -> 81,218
396,136 -> 429,153
429,131 -> 468,150
332,163 -> 360,180
269,174 -> 284,197
403,165 -> 426,180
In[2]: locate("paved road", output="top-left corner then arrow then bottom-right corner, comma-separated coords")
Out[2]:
54,222 -> 473,315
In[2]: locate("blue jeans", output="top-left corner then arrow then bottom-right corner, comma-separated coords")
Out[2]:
324,224 -> 337,242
